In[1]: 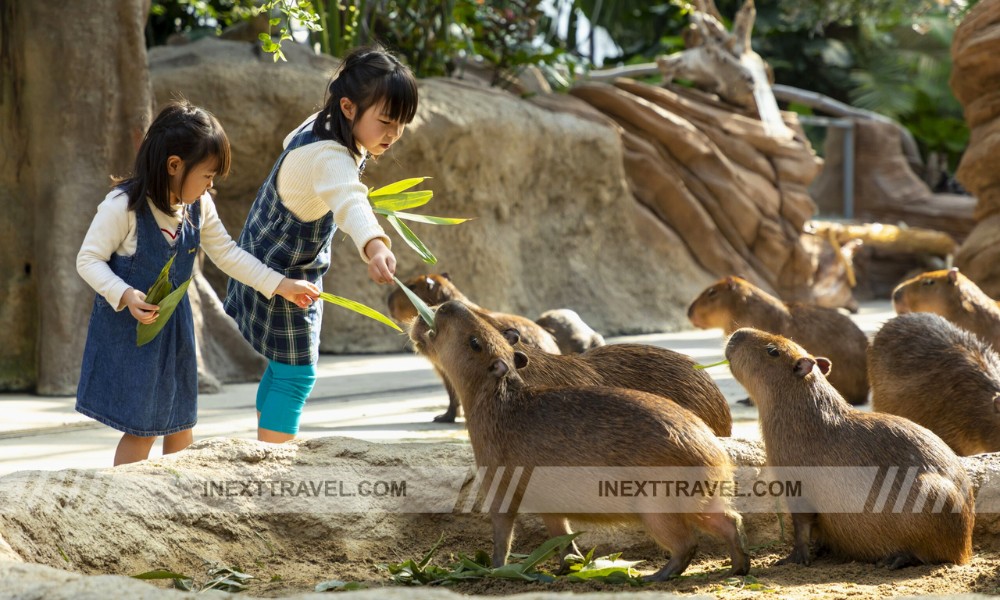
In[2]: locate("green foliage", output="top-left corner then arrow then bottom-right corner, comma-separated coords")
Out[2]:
147,0 -> 258,46
136,255 -> 193,347
317,292 -> 401,332
133,563 -> 255,592
381,533 -> 645,586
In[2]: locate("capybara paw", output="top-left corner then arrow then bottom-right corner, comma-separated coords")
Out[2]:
882,552 -> 920,570
432,412 -> 456,423
727,555 -> 751,577
776,549 -> 810,567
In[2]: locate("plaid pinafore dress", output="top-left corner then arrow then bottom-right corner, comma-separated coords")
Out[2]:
225,125 -> 361,365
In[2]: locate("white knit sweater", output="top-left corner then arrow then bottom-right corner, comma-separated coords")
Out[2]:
275,113 -> 390,261
77,190 -> 284,311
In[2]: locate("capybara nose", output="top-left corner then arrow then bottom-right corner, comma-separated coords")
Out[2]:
687,302 -> 695,319
725,329 -> 749,358
892,287 -> 904,303
435,300 -> 465,317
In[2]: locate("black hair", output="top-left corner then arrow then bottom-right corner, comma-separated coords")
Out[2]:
116,100 -> 231,214
313,44 -> 419,159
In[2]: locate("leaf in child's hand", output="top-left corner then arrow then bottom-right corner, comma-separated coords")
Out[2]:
385,214 -> 437,264
368,177 -> 430,197
137,277 -> 193,347
374,209 -> 471,225
392,276 -> 436,329
318,292 -> 402,332
145,255 -> 176,305
371,191 -> 434,211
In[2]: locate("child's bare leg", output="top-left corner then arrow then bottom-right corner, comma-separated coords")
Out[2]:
114,434 -> 157,466
163,429 -> 194,454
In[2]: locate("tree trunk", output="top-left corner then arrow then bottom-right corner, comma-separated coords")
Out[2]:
1,0 -> 152,393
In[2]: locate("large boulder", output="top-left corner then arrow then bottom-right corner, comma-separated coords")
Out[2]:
952,0 -> 1000,295
150,39 -> 713,354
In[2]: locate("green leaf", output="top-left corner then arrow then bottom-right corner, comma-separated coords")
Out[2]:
318,292 -> 402,332
369,177 -> 430,197
391,276 -> 436,329
694,359 -> 730,370
132,569 -> 193,581
376,210 -> 471,225
385,214 -> 437,264
136,276 -> 193,347
315,580 -> 367,592
370,191 -> 434,211
517,532 -> 579,573
145,254 -> 176,305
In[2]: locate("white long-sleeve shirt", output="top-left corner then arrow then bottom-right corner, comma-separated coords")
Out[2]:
77,190 -> 285,311
275,113 -> 390,261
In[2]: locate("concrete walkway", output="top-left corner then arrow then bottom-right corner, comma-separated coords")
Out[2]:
0,301 -> 895,476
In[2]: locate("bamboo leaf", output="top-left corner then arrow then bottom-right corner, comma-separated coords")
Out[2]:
694,359 -> 730,370
385,214 -> 437,264
375,209 -> 471,225
132,569 -> 192,581
318,292 -> 402,332
137,277 -> 193,347
517,532 -> 579,573
369,177 -> 430,197
392,276 -> 436,329
371,191 -> 434,211
145,254 -> 176,305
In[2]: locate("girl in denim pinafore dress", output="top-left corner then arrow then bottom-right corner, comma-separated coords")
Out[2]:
75,101 -> 318,466
225,44 -> 419,444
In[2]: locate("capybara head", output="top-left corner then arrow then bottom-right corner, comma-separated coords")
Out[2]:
724,327 -> 832,412
388,273 -> 460,322
408,300 -> 528,393
891,268 -> 989,318
688,276 -> 756,330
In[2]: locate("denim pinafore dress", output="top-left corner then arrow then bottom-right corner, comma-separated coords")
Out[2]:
225,126 -> 354,366
76,198 -> 201,437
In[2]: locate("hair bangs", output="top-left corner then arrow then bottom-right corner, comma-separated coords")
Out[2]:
377,69 -> 419,124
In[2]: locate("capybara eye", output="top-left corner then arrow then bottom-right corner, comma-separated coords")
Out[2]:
766,344 -> 780,357
921,279 -> 934,286
470,337 -> 482,352
707,288 -> 717,297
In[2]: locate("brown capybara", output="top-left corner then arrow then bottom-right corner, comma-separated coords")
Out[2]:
869,312 -> 1000,456
388,272 -> 560,422
535,308 -> 606,354
726,327 -> 974,568
410,300 -> 750,580
413,309 -> 732,435
892,267 -> 1000,349
689,276 -> 870,405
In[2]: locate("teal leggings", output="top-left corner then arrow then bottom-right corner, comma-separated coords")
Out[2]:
256,360 -> 317,435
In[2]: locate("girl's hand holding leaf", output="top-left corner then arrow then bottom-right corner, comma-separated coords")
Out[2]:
122,288 -> 160,325
364,238 -> 396,284
274,278 -> 320,309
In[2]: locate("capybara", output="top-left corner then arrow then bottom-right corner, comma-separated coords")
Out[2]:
414,309 -> 732,436
689,276 -> 870,405
726,327 -> 974,567
388,272 -> 560,422
535,308 -> 606,354
892,267 -> 1000,349
388,272 -> 560,352
411,300 -> 750,580
869,312 -> 1000,456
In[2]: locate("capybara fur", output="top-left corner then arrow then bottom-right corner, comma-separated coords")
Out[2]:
535,308 -> 606,354
388,273 -> 560,422
413,309 -> 732,436
870,312 -> 1000,456
892,267 -> 1000,349
689,276 -> 870,405
726,327 -> 974,567
410,300 -> 750,580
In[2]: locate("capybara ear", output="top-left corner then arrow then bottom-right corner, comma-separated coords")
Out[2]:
793,357 -> 816,378
948,268 -> 960,285
441,272 -> 451,280
489,358 -> 509,379
502,328 -> 521,345
513,351 -> 529,370
815,357 -> 832,376
993,392 -> 1000,414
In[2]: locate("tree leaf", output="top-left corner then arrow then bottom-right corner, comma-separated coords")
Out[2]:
391,276 -> 436,329
375,210 -> 471,225
318,292 -> 402,332
369,177 -> 430,197
136,277 -> 193,347
370,191 -> 434,211
145,254 -> 176,305
516,532 -> 579,573
385,214 -> 437,264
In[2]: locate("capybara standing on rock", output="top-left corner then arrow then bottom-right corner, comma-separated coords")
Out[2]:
892,267 -> 1000,349
726,327 -> 974,568
388,272 -> 560,422
870,312 -> 1000,456
689,276 -> 870,405
410,300 -> 750,580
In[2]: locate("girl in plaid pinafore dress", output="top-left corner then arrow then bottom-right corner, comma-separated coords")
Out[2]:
225,45 -> 419,443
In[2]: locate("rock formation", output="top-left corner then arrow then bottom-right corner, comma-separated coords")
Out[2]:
952,0 -> 1000,295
